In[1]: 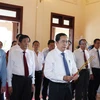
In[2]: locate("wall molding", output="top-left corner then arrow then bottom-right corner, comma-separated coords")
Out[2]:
61,0 -> 77,5
86,0 -> 100,5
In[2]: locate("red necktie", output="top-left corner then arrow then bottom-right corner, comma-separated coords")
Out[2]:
97,49 -> 100,66
23,51 -> 29,76
83,50 -> 88,68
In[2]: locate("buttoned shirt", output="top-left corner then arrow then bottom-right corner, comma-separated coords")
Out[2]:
7,47 -> 35,87
44,48 -> 77,83
33,51 -> 44,71
89,47 -> 100,69
0,49 -> 7,87
73,48 -> 92,74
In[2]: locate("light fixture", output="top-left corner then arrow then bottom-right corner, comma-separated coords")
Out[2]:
40,0 -> 43,2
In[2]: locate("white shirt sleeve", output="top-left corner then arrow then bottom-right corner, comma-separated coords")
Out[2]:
31,51 -> 35,84
7,50 -> 13,87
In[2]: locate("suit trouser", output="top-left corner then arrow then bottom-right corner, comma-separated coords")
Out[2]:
75,69 -> 90,100
0,79 -> 4,100
10,74 -> 32,100
42,77 -> 49,100
31,71 -> 42,100
49,81 -> 72,100
88,68 -> 100,100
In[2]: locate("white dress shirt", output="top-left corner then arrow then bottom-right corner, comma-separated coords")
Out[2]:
33,51 -> 44,71
89,47 -> 100,69
44,48 -> 78,83
73,48 -> 91,69
7,47 -> 35,87
10,44 -> 20,51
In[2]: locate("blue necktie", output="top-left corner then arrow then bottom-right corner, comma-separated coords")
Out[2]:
61,53 -> 70,76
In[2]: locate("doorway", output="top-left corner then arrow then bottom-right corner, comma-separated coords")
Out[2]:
0,3 -> 23,52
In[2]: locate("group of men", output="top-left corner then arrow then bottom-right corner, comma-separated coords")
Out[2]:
0,33 -> 100,100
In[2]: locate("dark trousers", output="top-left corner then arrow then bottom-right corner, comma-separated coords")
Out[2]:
10,74 -> 32,100
0,80 -> 4,100
42,77 -> 49,100
71,81 -> 76,98
31,71 -> 42,100
49,81 -> 72,100
88,68 -> 100,100
75,69 -> 90,100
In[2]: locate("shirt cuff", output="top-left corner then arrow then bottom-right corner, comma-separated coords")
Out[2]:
8,81 -> 12,87
32,78 -> 35,84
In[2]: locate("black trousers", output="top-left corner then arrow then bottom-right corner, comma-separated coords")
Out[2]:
42,77 -> 49,100
10,74 -> 32,100
0,80 -> 4,100
49,81 -> 72,100
71,81 -> 76,98
88,68 -> 100,100
31,71 -> 42,100
75,69 -> 90,100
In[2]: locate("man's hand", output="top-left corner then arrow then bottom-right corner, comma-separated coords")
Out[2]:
63,76 -> 73,82
8,87 -> 13,95
90,74 -> 94,80
32,84 -> 34,92
1,86 -> 6,93
72,74 -> 79,81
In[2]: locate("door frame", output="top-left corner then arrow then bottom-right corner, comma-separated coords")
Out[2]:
50,12 -> 75,51
0,2 -> 23,34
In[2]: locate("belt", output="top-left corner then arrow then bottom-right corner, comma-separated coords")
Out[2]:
50,81 -> 71,86
13,74 -> 33,78
35,71 -> 42,73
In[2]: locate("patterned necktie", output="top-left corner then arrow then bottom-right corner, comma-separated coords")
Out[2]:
61,53 -> 70,76
83,50 -> 88,68
23,51 -> 29,76
97,49 -> 100,65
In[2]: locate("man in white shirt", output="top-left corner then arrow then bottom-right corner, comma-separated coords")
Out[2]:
44,33 -> 78,100
88,38 -> 100,100
32,40 -> 44,100
74,39 -> 92,100
42,40 -> 55,100
7,35 -> 35,100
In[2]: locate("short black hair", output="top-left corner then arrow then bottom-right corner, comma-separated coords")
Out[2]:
55,33 -> 67,42
32,40 -> 40,45
68,40 -> 72,44
48,40 -> 55,45
79,39 -> 87,45
16,34 -> 22,39
94,38 -> 100,44
12,40 -> 17,45
19,35 -> 31,43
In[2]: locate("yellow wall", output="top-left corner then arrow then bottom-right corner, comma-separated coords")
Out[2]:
37,0 -> 85,49
84,0 -> 100,45
0,0 -> 85,50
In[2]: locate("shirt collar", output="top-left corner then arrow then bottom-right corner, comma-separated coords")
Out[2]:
18,47 -> 28,53
55,47 -> 66,55
93,47 -> 99,51
79,48 -> 86,52
33,50 -> 40,55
